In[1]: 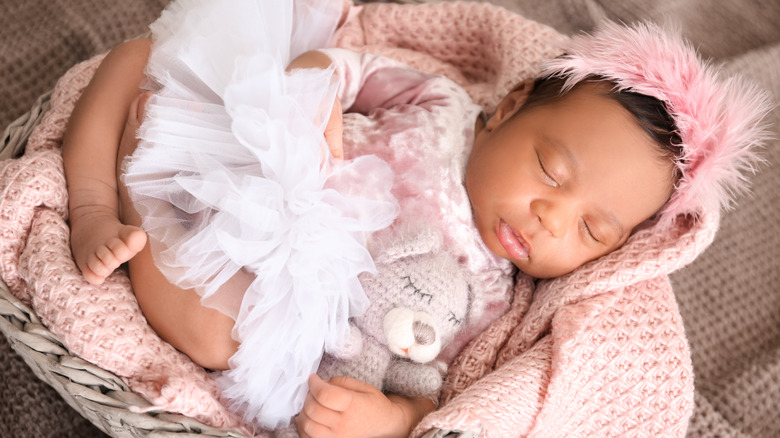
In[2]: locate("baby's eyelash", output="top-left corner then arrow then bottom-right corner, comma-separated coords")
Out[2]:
537,152 -> 559,187
580,219 -> 600,243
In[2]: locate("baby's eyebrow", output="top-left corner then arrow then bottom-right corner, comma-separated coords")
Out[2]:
599,210 -> 626,243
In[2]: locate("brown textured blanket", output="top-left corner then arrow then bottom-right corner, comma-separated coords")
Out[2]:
1,0 -> 778,437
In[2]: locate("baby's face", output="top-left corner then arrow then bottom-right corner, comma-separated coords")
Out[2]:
467,83 -> 674,278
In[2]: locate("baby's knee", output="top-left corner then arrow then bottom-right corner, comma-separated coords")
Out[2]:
132,265 -> 238,369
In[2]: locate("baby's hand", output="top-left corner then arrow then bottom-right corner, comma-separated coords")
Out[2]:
296,374 -> 426,438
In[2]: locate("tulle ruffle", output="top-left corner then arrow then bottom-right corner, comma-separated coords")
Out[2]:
122,0 -> 398,429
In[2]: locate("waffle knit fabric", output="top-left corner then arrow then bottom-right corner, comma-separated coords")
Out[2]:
0,1 -> 565,434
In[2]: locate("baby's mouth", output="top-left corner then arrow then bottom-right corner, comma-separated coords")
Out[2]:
498,220 -> 530,260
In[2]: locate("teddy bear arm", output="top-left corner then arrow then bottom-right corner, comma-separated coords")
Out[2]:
383,359 -> 443,400
319,337 -> 392,391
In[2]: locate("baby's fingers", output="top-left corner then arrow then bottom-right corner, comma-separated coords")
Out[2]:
296,375 -> 348,438
296,414 -> 332,438
296,391 -> 340,438
307,374 -> 353,412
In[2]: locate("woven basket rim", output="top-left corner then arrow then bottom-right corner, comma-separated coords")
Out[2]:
0,278 -> 248,437
1,90 -> 52,160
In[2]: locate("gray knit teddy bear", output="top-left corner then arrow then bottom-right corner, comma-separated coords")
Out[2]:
317,228 -> 471,400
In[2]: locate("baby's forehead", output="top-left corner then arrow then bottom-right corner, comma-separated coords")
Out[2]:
552,80 -> 678,178
532,88 -> 673,225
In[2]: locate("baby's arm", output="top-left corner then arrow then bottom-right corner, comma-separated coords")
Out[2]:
62,38 -> 152,284
297,374 -> 435,438
289,50 -> 444,437
286,50 -> 344,161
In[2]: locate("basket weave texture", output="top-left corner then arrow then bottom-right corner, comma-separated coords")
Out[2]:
0,1 -> 447,436
0,281 -> 244,437
5,0 -> 777,437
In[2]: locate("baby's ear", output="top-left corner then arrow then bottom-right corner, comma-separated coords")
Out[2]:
485,79 -> 534,131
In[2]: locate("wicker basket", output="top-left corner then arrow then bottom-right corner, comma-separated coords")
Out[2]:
0,284 -> 246,438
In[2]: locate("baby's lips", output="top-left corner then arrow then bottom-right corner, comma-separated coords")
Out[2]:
498,220 -> 530,260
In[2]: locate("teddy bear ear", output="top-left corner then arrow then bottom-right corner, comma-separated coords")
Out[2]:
377,227 -> 444,263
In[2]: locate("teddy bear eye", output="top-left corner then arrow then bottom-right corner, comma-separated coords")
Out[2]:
447,311 -> 462,326
402,275 -> 433,304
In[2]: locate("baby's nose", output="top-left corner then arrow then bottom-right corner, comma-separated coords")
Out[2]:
533,199 -> 574,238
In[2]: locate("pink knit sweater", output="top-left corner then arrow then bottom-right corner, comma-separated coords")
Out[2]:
0,2 -> 703,436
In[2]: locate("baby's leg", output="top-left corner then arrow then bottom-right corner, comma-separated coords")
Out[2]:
62,39 -> 152,285
115,94 -> 241,370
121,240 -> 242,370
67,93 -> 149,284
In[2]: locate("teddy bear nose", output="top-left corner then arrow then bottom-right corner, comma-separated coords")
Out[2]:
413,320 -> 436,346
384,307 -> 442,363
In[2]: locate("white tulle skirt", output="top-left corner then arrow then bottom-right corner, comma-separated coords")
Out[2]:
121,0 -> 398,430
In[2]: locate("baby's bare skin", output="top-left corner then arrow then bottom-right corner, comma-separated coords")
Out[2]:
62,39 -> 152,286
70,213 -> 147,284
62,39 -> 240,369
69,92 -> 150,285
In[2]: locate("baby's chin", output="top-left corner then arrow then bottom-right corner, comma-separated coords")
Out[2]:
511,258 -> 582,279
479,225 -> 585,278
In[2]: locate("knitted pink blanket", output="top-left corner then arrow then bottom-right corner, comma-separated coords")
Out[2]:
0,1 -> 710,436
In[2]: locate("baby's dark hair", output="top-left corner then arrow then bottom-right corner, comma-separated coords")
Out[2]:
521,75 -> 684,182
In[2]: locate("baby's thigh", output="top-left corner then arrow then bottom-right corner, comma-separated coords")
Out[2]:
127,244 -> 239,370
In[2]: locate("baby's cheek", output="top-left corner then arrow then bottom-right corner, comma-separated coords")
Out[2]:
514,245 -> 588,279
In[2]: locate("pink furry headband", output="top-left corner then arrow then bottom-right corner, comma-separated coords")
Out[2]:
539,21 -> 773,228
